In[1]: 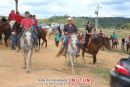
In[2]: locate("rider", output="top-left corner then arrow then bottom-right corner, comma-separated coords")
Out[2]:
21,11 -> 32,30
84,21 -> 93,51
93,29 -> 98,38
57,17 -> 78,56
99,30 -> 103,37
63,17 -> 79,56
1,17 -> 7,23
31,15 -> 38,46
8,10 -> 16,22
112,32 -> 117,42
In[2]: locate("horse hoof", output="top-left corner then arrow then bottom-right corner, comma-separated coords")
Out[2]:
23,66 -> 26,69
26,71 -> 31,73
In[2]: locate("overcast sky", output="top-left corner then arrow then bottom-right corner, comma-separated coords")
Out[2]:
0,0 -> 130,18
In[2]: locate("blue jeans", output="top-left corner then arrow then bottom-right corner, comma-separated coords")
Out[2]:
11,34 -> 16,49
32,32 -> 37,45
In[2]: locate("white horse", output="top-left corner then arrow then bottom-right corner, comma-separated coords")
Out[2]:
48,27 -> 53,39
20,30 -> 33,73
66,34 -> 78,75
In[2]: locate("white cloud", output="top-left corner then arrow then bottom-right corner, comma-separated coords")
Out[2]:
0,0 -> 130,18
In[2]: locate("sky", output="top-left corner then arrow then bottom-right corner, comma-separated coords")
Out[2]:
0,0 -> 130,18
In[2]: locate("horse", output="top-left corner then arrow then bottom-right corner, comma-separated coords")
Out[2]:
66,34 -> 78,74
0,22 -> 11,46
48,27 -> 54,39
80,36 -> 111,64
126,42 -> 130,54
56,34 -> 78,74
20,30 -> 33,73
110,36 -> 119,50
37,28 -> 47,48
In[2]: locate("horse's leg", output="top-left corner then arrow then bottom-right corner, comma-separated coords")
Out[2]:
4,34 -> 8,47
38,37 -> 40,50
69,55 -> 75,75
22,51 -> 26,69
0,33 -> 2,44
43,38 -> 47,48
26,50 -> 32,73
93,54 -> 97,64
65,54 -> 67,65
42,41 -> 44,47
82,49 -> 86,64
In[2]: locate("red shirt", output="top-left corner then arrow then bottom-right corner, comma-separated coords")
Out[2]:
15,14 -> 22,24
8,12 -> 16,21
32,18 -> 38,27
21,18 -> 32,29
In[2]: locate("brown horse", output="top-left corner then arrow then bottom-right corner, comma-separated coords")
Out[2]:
38,28 -> 47,48
0,22 -> 11,46
80,36 -> 111,64
110,36 -> 119,50
126,42 -> 130,54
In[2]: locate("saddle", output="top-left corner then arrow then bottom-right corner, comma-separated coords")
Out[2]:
113,39 -> 118,43
66,38 -> 71,49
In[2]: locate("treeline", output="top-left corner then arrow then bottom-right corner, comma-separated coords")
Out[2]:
45,15 -> 130,29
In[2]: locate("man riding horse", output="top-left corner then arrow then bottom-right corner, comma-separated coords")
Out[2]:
111,31 -> 118,50
83,21 -> 94,51
17,11 -> 38,50
57,17 -> 80,57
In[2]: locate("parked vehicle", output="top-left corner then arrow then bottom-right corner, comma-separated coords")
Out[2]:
110,56 -> 130,87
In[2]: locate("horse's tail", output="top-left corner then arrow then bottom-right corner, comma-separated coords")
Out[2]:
56,47 -> 64,57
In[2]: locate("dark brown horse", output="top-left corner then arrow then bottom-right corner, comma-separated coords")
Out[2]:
126,42 -> 130,54
0,22 -> 11,46
80,36 -> 111,64
38,28 -> 47,48
110,35 -> 119,50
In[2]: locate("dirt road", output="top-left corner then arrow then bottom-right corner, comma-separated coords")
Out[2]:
0,39 -> 128,87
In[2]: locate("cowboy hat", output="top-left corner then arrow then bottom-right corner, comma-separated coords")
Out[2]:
67,17 -> 73,21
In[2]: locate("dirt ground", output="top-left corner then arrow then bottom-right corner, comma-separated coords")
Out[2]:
0,38 -> 128,87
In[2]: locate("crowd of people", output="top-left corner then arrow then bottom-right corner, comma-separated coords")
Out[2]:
1,10 -> 130,54
0,10 -> 42,50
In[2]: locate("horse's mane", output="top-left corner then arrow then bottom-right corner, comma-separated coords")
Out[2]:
92,37 -> 102,45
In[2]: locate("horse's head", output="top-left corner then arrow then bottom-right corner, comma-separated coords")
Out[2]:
23,30 -> 32,46
101,37 -> 111,49
70,34 -> 78,49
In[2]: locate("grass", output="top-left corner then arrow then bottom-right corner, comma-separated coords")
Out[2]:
89,66 -> 110,81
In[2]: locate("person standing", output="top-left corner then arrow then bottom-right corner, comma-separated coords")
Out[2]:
14,12 -> 23,48
53,25 -> 61,47
121,35 -> 126,49
10,18 -> 17,50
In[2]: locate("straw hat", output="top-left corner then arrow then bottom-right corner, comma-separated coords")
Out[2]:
67,17 -> 73,21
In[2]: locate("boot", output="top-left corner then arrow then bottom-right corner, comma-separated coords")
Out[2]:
56,47 -> 65,57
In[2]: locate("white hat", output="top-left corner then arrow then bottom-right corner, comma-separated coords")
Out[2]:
67,17 -> 73,21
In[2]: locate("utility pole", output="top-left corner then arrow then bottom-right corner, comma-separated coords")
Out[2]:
95,3 -> 100,30
15,0 -> 18,12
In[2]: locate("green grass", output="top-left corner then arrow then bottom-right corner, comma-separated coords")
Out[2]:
89,66 -> 110,81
